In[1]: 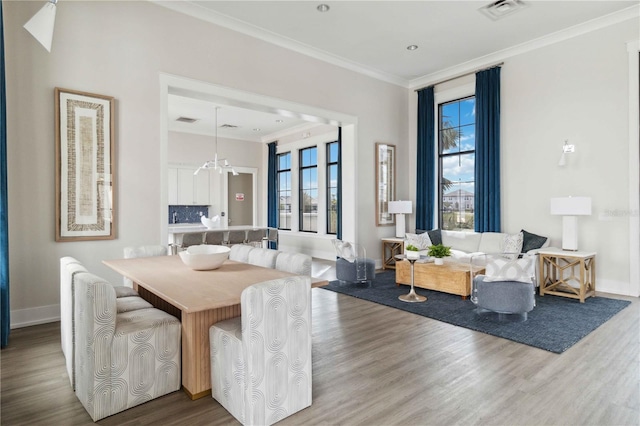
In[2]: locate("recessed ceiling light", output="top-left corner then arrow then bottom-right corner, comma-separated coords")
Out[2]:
275,119 -> 284,123
317,4 -> 330,12
407,45 -> 418,51
253,128 -> 261,132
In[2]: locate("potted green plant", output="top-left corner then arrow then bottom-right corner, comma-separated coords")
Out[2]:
405,244 -> 420,259
427,244 -> 451,265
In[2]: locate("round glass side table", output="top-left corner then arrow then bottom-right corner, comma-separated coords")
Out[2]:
395,254 -> 427,302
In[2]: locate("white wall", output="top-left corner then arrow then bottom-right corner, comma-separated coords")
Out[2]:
408,18 -> 639,296
5,1 -> 408,327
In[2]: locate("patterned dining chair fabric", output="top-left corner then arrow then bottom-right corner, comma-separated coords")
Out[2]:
74,272 -> 181,421
275,252 -> 312,276
247,247 -> 279,269
229,244 -> 255,263
60,257 -> 87,390
210,275 -> 312,425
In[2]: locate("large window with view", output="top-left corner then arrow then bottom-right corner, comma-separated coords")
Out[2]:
299,147 -> 318,232
326,141 -> 340,235
277,152 -> 291,230
439,96 -> 476,231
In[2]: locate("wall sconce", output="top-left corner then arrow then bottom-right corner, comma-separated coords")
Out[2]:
388,200 -> 412,238
550,196 -> 591,251
558,140 -> 575,166
23,0 -> 58,52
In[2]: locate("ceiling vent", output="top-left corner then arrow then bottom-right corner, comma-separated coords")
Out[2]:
220,124 -> 239,129
175,116 -> 199,123
479,0 -> 527,20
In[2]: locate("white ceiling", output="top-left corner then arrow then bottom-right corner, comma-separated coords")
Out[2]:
168,94 -> 311,142
165,0 -> 639,141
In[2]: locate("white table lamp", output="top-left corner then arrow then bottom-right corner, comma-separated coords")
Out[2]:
550,196 -> 592,251
388,200 -> 412,238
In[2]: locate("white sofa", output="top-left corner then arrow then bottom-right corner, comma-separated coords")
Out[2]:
406,229 -> 550,262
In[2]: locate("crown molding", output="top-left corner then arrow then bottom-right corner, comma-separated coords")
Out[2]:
409,4 -> 640,89
151,0 -> 410,88
152,2 -> 638,91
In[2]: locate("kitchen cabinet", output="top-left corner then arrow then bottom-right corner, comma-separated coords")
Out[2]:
168,164 -> 210,205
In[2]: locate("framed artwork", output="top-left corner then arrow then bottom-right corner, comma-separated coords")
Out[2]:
375,142 -> 396,226
55,88 -> 115,241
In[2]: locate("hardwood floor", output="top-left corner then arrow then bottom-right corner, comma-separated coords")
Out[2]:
2,271 -> 638,425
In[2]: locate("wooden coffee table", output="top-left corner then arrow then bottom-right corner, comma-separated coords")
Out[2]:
396,259 -> 483,299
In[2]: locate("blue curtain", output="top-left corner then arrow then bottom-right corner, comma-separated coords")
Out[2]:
336,127 -> 342,240
474,67 -> 501,232
1,0 -> 10,348
416,86 -> 435,231
267,142 -> 278,248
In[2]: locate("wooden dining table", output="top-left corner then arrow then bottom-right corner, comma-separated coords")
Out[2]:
103,255 -> 328,400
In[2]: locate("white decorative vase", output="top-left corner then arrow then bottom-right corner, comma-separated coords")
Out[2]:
406,250 -> 419,260
434,258 -> 444,265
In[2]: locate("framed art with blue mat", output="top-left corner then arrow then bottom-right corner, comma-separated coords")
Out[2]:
321,271 -> 631,353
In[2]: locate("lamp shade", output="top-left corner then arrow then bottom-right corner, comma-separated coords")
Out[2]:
388,200 -> 412,214
550,197 -> 592,216
23,1 -> 57,52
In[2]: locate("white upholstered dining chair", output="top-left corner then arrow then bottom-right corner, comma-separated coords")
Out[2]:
74,272 -> 181,421
61,257 -> 143,390
209,275 -> 312,426
275,252 -> 312,276
60,257 -> 87,389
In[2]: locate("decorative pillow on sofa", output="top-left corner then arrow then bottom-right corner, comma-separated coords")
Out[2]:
521,229 -> 548,253
483,256 -> 534,284
427,229 -> 442,246
503,232 -> 523,259
405,232 -> 432,250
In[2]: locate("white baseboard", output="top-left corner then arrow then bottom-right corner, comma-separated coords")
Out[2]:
597,278 -> 637,297
11,304 -> 60,329
277,243 -> 335,261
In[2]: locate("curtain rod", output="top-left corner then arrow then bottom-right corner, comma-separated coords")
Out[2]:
413,62 -> 504,92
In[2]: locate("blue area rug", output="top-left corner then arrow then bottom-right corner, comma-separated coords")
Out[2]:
321,271 -> 631,353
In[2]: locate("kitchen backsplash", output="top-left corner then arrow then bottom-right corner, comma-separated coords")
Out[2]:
169,205 -> 209,224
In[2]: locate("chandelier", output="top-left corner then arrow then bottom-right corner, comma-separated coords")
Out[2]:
194,107 -> 239,176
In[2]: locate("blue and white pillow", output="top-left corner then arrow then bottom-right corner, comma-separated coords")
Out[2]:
503,232 -> 523,260
405,232 -> 432,250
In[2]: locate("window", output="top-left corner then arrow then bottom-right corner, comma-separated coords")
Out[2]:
326,141 -> 340,235
299,147 -> 318,232
277,152 -> 291,230
438,96 -> 475,231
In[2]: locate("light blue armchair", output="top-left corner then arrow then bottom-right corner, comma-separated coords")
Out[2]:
470,253 -> 537,321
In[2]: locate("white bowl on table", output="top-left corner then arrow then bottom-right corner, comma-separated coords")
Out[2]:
179,244 -> 230,270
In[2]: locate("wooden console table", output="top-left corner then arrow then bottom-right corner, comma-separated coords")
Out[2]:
382,237 -> 404,270
538,248 -> 596,303
396,259 -> 483,298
